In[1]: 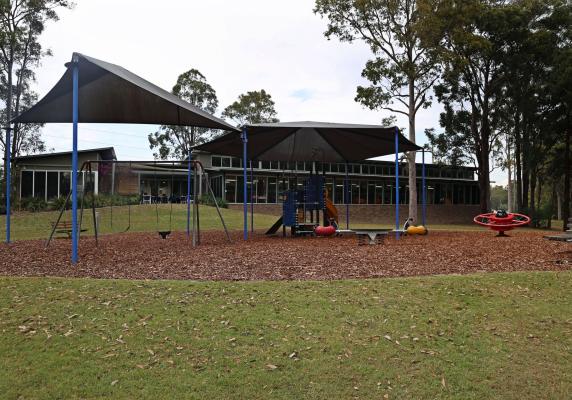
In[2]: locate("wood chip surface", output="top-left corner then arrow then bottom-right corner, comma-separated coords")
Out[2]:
0,230 -> 570,281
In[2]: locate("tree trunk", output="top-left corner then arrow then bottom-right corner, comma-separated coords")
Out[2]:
529,172 -> 536,220
564,126 -> 571,231
536,176 -> 542,213
507,135 -> 512,212
3,61 -> 13,199
522,119 -> 530,210
557,187 -> 562,220
549,184 -> 556,229
407,78 -> 418,223
515,113 -> 523,211
478,138 -> 490,213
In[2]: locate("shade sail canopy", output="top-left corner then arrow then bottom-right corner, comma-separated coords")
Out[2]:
12,52 -> 238,131
195,121 -> 421,162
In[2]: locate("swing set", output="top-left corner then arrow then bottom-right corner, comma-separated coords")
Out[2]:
46,158 -> 231,248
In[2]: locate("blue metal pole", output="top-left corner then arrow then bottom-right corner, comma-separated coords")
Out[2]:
250,160 -> 254,233
241,128 -> 248,240
345,162 -> 349,229
422,149 -> 427,227
395,127 -> 400,239
71,59 -> 79,264
187,151 -> 191,238
5,126 -> 11,244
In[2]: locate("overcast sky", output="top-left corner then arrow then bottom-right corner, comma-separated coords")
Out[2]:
34,0 -> 506,183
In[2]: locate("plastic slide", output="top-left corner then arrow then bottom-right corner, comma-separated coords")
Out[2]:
325,197 -> 338,224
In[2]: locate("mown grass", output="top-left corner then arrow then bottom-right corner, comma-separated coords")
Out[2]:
0,204 -> 279,241
1,272 -> 571,399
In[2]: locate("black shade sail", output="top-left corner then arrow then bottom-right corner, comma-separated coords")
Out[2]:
195,121 -> 421,162
12,52 -> 238,131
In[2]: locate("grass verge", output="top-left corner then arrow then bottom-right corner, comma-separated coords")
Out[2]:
1,272 -> 571,399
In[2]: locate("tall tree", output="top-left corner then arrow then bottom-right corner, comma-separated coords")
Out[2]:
0,0 -> 71,182
417,0 -> 529,212
222,89 -> 279,126
148,69 -> 219,159
314,0 -> 439,223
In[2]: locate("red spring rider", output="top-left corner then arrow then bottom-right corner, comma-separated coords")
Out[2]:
473,210 -> 531,237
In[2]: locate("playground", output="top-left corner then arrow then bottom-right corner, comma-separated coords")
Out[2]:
2,50 -> 572,400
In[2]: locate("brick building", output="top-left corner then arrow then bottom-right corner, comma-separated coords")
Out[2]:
14,147 -> 481,224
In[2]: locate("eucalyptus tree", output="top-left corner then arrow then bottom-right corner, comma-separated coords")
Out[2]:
148,69 -> 219,159
0,0 -> 72,183
222,89 -> 279,126
314,0 -> 439,223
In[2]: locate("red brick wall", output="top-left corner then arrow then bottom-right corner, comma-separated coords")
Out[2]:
228,203 -> 481,225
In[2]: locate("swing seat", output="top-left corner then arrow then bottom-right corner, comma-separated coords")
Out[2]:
158,231 -> 171,239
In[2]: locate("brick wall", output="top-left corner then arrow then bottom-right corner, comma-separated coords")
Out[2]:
228,203 -> 481,225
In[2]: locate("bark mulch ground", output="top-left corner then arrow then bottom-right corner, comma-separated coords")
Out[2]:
0,230 -> 571,281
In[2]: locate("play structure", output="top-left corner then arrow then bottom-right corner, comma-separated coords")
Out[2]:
196,121 -> 426,241
6,52 -> 238,263
473,210 -> 531,236
265,174 -> 339,237
45,159 -> 231,248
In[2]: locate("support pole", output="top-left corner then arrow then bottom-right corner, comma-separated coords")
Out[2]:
250,160 -> 254,233
192,161 -> 198,247
5,125 -> 11,244
187,151 -> 191,238
422,149 -> 427,227
395,127 -> 400,239
241,128 -> 248,240
71,57 -> 79,264
345,162 -> 349,229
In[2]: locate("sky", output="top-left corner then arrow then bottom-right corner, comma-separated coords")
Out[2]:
34,0 -> 506,183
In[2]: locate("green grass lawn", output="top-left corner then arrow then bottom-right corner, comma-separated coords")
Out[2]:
1,204 -> 561,241
0,204 -> 280,241
1,272 -> 571,399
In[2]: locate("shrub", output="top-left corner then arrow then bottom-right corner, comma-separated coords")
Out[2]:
49,196 -> 69,211
199,193 -> 228,209
19,197 -> 48,212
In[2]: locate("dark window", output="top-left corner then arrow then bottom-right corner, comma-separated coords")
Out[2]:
270,161 -> 279,170
231,157 -> 241,168
222,157 -> 231,168
261,161 -> 270,169
60,172 -> 70,196
34,171 -> 46,199
351,181 -> 360,204
267,177 -> 277,203
21,171 -> 33,198
367,181 -> 376,204
334,178 -> 344,205
47,172 -> 59,199
255,177 -> 267,203
212,156 -> 222,167
383,183 -> 392,204
325,178 -> 334,202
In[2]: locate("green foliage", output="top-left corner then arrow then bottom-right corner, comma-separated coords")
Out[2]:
148,69 -> 220,159
0,0 -> 72,173
222,89 -> 279,126
18,196 -> 48,212
490,185 -> 508,210
199,193 -> 228,209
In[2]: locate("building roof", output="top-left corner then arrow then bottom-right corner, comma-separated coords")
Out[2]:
14,147 -> 117,162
